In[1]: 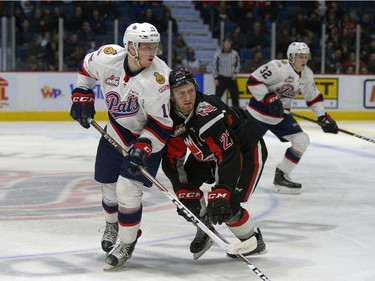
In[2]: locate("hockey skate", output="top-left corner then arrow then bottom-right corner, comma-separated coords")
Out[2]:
227,228 -> 266,258
101,222 -> 119,253
103,230 -> 142,271
190,226 -> 214,260
273,168 -> 302,194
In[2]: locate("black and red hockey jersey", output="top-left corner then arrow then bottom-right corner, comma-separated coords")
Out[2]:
163,91 -> 266,197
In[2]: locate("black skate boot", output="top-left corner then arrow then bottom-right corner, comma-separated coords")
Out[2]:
273,168 -> 302,194
190,226 -> 214,260
101,222 -> 119,253
228,228 -> 266,258
103,229 -> 142,271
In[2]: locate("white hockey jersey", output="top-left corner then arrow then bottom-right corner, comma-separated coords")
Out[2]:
246,59 -> 325,125
76,44 -> 173,153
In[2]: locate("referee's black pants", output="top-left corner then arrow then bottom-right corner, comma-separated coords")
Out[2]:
215,75 -> 239,106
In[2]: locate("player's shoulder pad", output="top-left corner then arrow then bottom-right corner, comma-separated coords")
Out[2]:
93,44 -> 125,60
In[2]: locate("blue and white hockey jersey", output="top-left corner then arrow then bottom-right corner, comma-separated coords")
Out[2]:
76,44 -> 173,153
246,59 -> 325,125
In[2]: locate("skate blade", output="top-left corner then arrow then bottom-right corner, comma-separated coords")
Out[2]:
227,248 -> 268,258
103,262 -> 125,271
192,238 -> 214,260
273,184 -> 301,194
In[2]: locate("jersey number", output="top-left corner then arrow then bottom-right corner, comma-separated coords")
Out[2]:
260,66 -> 272,80
220,130 -> 233,150
161,104 -> 169,118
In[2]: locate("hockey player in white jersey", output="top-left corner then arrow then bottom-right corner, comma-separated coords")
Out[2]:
70,22 -> 173,269
246,42 -> 338,194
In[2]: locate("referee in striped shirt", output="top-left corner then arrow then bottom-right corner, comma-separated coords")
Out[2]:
212,38 -> 241,106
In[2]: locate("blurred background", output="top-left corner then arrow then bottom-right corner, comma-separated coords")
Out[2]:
0,0 -> 374,74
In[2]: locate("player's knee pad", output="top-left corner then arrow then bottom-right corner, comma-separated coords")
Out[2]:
101,183 -> 117,205
116,176 -> 143,208
284,131 -> 310,153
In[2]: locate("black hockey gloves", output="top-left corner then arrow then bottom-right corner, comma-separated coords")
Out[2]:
126,138 -> 152,175
318,113 -> 338,134
70,88 -> 95,129
264,92 -> 283,116
207,184 -> 233,225
175,184 -> 203,221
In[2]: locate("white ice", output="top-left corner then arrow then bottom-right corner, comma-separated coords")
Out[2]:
0,120 -> 374,281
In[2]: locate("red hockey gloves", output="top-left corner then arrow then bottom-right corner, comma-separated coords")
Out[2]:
207,185 -> 233,225
175,184 -> 203,221
264,92 -> 283,116
126,138 -> 152,175
318,113 -> 338,134
70,88 -> 95,129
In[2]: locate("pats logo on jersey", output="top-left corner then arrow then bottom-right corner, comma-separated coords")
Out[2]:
154,72 -> 165,84
196,101 -> 217,116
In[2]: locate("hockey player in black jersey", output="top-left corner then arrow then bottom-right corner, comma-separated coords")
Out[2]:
162,67 -> 268,259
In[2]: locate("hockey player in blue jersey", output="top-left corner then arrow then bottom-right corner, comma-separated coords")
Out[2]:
246,42 -> 338,194
70,22 -> 173,270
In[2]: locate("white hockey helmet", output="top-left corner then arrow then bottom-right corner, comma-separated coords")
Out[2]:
123,22 -> 161,54
287,42 -> 310,63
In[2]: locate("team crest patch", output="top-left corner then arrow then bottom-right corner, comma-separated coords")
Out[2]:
196,101 -> 217,116
105,75 -> 120,86
281,60 -> 288,64
103,47 -> 117,55
154,72 -> 165,84
285,75 -> 294,83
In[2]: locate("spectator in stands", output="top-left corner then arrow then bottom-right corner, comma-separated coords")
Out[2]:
212,38 -> 241,107
367,53 -> 375,74
89,7 -> 106,35
173,34 -> 189,68
290,11 -> 307,38
325,47 -> 344,74
66,5 -> 86,32
182,48 -> 201,73
342,51 -> 366,73
243,50 -> 265,73
27,34 -> 48,70
17,19 -> 34,46
276,27 -> 291,55
305,11 -> 321,35
360,65 -> 369,74
157,8 -> 178,35
246,21 -> 269,49
238,10 -> 255,34
229,25 -> 247,50
76,21 -> 95,48
138,8 -> 158,28
129,0 -> 150,22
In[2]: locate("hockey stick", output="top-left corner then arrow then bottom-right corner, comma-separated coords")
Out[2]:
88,118 -> 271,281
285,111 -> 375,144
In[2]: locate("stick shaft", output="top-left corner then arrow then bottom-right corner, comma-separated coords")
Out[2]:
288,111 -> 375,144
88,118 -> 271,280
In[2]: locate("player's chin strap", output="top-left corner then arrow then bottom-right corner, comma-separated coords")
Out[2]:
284,110 -> 375,144
88,117 -> 271,281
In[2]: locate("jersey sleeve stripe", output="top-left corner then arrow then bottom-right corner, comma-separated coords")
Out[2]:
306,93 -> 324,107
199,113 -> 224,137
247,75 -> 263,87
78,60 -> 93,78
147,115 -> 173,130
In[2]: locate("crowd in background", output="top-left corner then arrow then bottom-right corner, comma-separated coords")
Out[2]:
0,0 -> 374,74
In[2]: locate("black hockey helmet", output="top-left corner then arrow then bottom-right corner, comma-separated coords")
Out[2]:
169,67 -> 198,90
